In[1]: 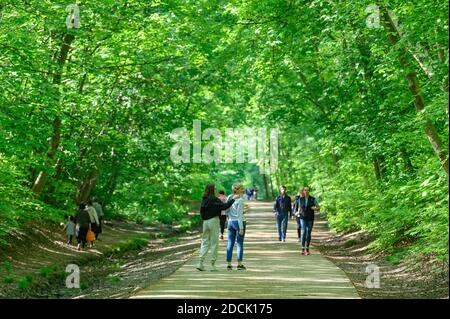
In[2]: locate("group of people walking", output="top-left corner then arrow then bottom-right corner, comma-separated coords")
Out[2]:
273,185 -> 319,255
63,199 -> 104,251
197,183 -> 247,272
245,187 -> 258,200
197,182 -> 320,271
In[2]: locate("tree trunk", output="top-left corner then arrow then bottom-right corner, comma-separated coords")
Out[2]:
275,172 -> 281,191
262,173 -> 270,200
269,174 -> 276,198
380,5 -> 449,175
373,158 -> 382,180
400,146 -> 415,173
77,168 -> 99,204
32,116 -> 62,193
106,163 -> 120,204
331,151 -> 339,167
32,33 -> 75,194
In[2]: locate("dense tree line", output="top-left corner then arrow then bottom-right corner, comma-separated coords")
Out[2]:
1,0 -> 448,264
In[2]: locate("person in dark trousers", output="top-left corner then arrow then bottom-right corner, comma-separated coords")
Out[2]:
292,187 -> 304,241
298,187 -> 320,255
245,188 -> 254,200
218,190 -> 227,240
75,203 -> 91,251
273,185 -> 292,242
225,183 -> 246,270
197,184 -> 236,271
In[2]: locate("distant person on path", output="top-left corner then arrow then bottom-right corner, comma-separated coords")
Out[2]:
292,187 -> 304,241
298,187 -> 320,255
218,190 -> 227,240
63,215 -> 76,245
225,183 -> 247,271
253,186 -> 258,200
197,184 -> 235,271
75,203 -> 91,251
86,201 -> 99,248
273,185 -> 292,242
245,188 -> 254,200
92,199 -> 104,240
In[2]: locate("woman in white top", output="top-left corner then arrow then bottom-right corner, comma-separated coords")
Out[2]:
225,183 -> 246,270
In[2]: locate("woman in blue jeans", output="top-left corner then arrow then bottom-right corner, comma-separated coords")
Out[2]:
226,183 -> 246,270
298,187 -> 320,255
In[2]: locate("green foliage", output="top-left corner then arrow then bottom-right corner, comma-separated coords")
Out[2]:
80,282 -> 89,290
178,215 -> 202,232
110,236 -> 149,254
107,275 -> 123,284
39,266 -> 50,278
17,275 -> 33,290
164,236 -> 178,244
0,0 -> 447,271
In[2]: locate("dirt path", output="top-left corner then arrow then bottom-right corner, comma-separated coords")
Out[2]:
132,201 -> 360,299
0,216 -> 201,298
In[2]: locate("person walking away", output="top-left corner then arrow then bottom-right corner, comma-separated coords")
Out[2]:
86,201 -> 99,248
218,190 -> 227,240
75,203 -> 91,251
273,185 -> 292,242
92,200 -> 104,240
63,215 -> 76,245
226,183 -> 247,270
292,188 -> 304,241
197,184 -> 235,271
253,187 -> 258,200
245,188 -> 253,200
298,187 -> 320,255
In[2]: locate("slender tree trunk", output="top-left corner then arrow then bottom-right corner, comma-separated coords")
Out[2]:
32,33 -> 75,194
106,163 -> 120,204
380,5 -> 449,175
32,117 -> 62,193
331,151 -> 339,167
373,158 -> 382,180
275,172 -> 281,191
378,154 -> 387,177
262,173 -> 270,200
77,167 -> 99,204
269,174 -> 276,198
400,146 -> 415,173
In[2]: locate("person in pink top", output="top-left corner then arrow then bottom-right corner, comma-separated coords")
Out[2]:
218,190 -> 227,240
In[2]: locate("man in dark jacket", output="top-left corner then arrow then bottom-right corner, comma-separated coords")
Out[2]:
273,185 -> 292,242
197,184 -> 235,271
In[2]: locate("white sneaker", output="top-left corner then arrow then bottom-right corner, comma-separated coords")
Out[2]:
210,265 -> 218,272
